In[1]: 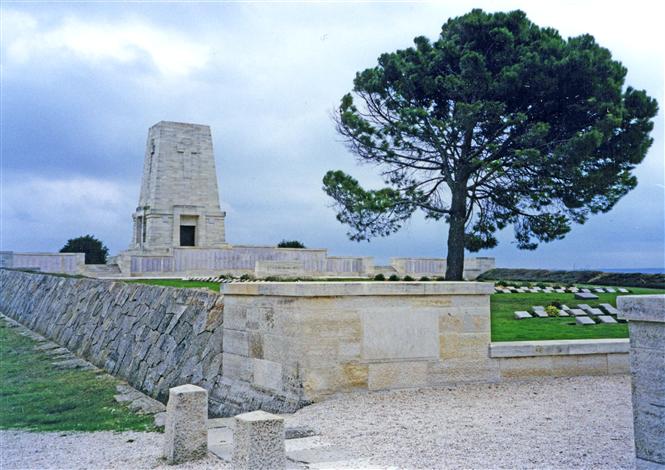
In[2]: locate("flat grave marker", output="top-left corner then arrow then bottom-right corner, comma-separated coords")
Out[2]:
575,292 -> 599,300
576,317 -> 595,325
599,304 -> 620,315
514,311 -> 532,320
569,309 -> 587,316
597,315 -> 618,324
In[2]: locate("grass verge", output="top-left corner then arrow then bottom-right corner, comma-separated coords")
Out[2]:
0,318 -> 156,432
125,278 -> 221,291
491,287 -> 664,341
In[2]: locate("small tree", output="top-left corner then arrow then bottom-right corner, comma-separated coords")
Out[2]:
277,240 -> 306,248
60,235 -> 109,264
323,9 -> 657,280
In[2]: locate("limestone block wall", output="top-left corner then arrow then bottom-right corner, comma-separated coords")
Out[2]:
617,295 -> 665,467
128,246 -> 374,277
490,339 -> 630,378
325,257 -> 374,277
0,252 -> 85,274
221,282 -> 497,405
127,247 -> 494,279
390,256 -> 496,280
0,251 -> 13,268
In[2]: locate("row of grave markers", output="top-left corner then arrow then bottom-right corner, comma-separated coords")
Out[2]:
495,285 -> 629,294
514,303 -> 621,325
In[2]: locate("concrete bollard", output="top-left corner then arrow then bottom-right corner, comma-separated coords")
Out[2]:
162,384 -> 208,464
617,295 -> 665,469
232,410 -> 286,469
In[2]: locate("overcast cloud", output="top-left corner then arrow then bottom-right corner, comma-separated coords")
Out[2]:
1,0 -> 663,269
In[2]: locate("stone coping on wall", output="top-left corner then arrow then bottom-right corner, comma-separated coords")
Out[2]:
617,294 -> 665,323
490,338 -> 629,358
222,281 -> 494,297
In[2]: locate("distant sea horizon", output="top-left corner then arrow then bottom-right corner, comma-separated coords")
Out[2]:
595,267 -> 665,274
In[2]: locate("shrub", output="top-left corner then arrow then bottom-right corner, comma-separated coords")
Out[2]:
374,273 -> 386,281
549,301 -> 562,308
496,280 -> 508,287
545,305 -> 559,317
403,275 -> 415,281
419,276 -> 431,281
60,234 -> 109,264
239,273 -> 253,281
435,276 -> 446,281
536,282 -> 547,289
277,240 -> 306,248
388,274 -> 400,281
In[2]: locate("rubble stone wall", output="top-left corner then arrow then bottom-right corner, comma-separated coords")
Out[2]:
0,269 -> 309,416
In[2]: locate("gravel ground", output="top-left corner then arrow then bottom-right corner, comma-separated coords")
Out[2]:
0,431 -> 229,470
288,375 -> 636,469
1,375 -> 635,469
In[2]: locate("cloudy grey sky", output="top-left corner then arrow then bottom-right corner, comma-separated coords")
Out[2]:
2,0 -> 663,269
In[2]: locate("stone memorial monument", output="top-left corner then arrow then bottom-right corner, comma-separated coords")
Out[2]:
129,121 -> 227,253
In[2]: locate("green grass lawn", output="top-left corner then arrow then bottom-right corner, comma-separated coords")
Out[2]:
0,318 -> 156,432
125,278 -> 221,291
124,277 -> 382,291
491,287 -> 664,342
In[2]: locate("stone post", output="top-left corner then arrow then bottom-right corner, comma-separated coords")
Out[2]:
617,295 -> 665,469
232,410 -> 285,469
163,384 -> 208,464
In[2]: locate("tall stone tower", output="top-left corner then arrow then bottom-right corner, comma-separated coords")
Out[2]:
130,121 -> 226,253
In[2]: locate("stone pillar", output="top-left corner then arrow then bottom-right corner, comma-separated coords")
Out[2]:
617,295 -> 665,469
232,410 -> 285,469
163,384 -> 208,464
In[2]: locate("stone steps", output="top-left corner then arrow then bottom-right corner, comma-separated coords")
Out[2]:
81,263 -> 122,278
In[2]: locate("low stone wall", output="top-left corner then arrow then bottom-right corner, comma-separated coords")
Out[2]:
127,247 -> 494,279
490,339 -> 630,378
0,251 -> 85,274
221,282 -> 496,404
390,256 -> 495,280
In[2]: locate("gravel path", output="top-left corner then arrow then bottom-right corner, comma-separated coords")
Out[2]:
1,375 -> 635,469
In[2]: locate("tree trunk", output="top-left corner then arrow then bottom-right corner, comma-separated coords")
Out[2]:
445,182 -> 467,281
